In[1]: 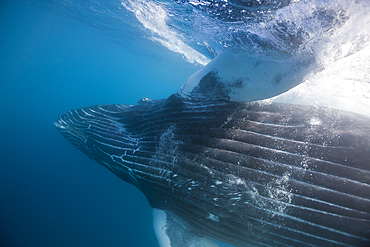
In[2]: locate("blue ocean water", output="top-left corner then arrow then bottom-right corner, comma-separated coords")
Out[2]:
1,0 -> 369,247
0,1 -> 198,247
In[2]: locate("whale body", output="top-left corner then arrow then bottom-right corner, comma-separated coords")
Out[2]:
55,94 -> 370,247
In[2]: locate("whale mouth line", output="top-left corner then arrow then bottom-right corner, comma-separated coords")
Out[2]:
53,120 -> 66,129
54,116 -> 88,144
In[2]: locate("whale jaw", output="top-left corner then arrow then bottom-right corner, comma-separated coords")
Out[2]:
55,94 -> 370,247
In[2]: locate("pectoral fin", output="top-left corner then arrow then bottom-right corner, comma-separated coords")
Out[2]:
153,208 -> 219,247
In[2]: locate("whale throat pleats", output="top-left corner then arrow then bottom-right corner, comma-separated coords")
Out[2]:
55,94 -> 370,247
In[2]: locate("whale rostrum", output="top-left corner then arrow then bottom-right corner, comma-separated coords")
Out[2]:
55,94 -> 370,247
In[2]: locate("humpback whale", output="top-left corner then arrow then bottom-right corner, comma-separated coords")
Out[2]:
55,91 -> 370,246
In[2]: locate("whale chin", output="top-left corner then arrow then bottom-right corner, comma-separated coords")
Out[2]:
55,94 -> 370,247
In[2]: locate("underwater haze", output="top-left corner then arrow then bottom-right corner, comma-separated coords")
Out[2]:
0,1 -> 197,247
1,0 -> 370,247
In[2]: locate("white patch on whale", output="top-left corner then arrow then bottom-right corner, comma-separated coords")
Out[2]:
153,208 -> 219,247
206,213 -> 219,222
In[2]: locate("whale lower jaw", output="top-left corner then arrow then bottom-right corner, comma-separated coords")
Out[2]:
55,94 -> 370,247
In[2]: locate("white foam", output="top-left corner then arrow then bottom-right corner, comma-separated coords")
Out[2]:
269,1 -> 370,116
121,0 -> 210,66
273,45 -> 370,116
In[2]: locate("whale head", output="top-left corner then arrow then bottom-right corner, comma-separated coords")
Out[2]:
54,104 -> 144,185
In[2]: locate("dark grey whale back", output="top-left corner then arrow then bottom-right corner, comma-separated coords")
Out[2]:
55,94 -> 370,247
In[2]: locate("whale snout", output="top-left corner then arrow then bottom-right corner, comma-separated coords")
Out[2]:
53,118 -> 66,129
54,104 -> 139,162
54,110 -> 93,157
